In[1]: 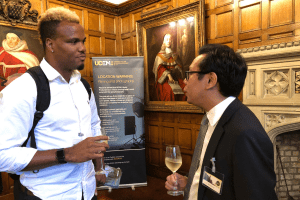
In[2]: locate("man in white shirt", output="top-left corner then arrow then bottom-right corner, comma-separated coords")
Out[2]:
165,44 -> 277,199
0,7 -> 108,200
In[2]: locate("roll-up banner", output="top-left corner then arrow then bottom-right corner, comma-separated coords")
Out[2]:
92,57 -> 146,190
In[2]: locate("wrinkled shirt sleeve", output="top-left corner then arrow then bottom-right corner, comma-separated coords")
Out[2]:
0,73 -> 38,173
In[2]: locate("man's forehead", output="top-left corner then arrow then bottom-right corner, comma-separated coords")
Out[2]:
190,54 -> 206,70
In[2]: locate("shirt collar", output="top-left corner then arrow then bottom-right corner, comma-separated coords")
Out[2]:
40,58 -> 81,83
206,96 -> 236,126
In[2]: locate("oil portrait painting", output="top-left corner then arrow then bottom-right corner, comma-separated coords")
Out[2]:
0,25 -> 43,91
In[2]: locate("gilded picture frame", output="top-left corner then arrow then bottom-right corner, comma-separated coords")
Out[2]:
137,1 -> 205,112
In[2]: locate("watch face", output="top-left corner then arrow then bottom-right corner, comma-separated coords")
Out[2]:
57,149 -> 67,164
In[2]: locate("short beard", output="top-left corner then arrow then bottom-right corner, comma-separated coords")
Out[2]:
77,64 -> 84,71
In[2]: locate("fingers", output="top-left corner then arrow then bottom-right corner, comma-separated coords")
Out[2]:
93,135 -> 109,141
165,175 -> 178,191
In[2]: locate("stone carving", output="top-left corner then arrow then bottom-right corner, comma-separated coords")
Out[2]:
236,40 -> 300,54
264,71 -> 289,95
0,0 -> 38,26
295,71 -> 300,94
249,70 -> 255,95
266,114 -> 286,129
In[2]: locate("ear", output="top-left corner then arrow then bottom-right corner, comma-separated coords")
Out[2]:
45,38 -> 53,52
206,72 -> 218,90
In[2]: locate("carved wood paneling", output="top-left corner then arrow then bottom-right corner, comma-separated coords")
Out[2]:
132,11 -> 141,31
178,127 -> 192,149
89,36 -> 101,54
122,37 -> 131,55
104,15 -> 115,34
216,0 -> 232,8
240,2 -> 261,33
216,11 -> 233,38
105,38 -> 116,55
121,15 -> 130,34
88,12 -> 101,31
269,0 -> 294,27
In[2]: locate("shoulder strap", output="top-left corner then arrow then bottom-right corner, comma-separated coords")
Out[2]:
23,66 -> 50,148
81,77 -> 91,100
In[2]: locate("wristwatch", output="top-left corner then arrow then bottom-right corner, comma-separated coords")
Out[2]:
56,148 -> 67,164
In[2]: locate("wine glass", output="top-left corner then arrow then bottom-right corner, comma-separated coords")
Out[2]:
165,145 -> 184,196
95,128 -> 108,174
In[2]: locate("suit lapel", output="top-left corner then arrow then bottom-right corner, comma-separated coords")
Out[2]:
197,99 -> 243,199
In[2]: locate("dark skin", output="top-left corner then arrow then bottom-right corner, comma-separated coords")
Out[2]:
22,21 -> 108,185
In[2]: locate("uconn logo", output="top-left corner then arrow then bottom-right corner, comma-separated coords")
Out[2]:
94,61 -> 113,66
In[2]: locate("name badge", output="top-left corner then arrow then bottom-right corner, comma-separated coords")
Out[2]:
202,166 -> 224,195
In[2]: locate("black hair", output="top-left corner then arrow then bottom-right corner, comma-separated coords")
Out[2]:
197,44 -> 247,97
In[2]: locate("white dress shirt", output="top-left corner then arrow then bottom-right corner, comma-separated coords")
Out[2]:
0,58 -> 101,200
188,96 -> 236,200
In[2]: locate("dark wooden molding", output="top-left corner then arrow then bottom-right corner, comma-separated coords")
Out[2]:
140,5 -> 169,18
60,0 -> 161,15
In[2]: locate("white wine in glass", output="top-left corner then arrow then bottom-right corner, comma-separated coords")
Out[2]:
165,145 -> 184,196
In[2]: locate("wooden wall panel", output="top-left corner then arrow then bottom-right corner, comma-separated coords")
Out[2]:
132,11 -> 141,31
121,15 -> 130,34
216,11 -> 233,37
148,148 -> 160,166
162,126 -> 175,145
178,128 -> 192,149
296,0 -> 300,22
269,0 -> 293,27
148,125 -> 159,144
122,37 -> 131,55
216,0 -> 232,8
89,36 -> 101,54
88,12 -> 101,31
240,2 -> 261,33
105,38 -> 116,55
104,16 -> 116,34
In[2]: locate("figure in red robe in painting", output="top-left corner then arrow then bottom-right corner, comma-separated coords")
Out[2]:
153,34 -> 186,101
0,32 -> 39,91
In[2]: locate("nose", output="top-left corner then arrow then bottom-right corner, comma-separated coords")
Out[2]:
79,42 -> 86,53
183,78 -> 187,84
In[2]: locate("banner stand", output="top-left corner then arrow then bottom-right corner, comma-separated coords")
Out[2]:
93,57 -> 147,191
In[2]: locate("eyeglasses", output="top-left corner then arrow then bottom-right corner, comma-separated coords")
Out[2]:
185,71 -> 210,81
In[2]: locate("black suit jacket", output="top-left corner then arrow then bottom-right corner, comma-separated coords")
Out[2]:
197,99 -> 277,200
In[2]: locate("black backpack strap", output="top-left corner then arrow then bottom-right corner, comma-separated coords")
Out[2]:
81,77 -> 91,100
23,66 -> 51,149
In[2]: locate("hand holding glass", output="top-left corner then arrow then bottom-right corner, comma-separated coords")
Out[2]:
165,145 -> 184,196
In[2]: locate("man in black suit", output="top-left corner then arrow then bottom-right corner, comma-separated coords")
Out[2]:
165,44 -> 277,200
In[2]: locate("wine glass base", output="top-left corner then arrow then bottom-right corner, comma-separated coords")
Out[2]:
167,190 -> 184,196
